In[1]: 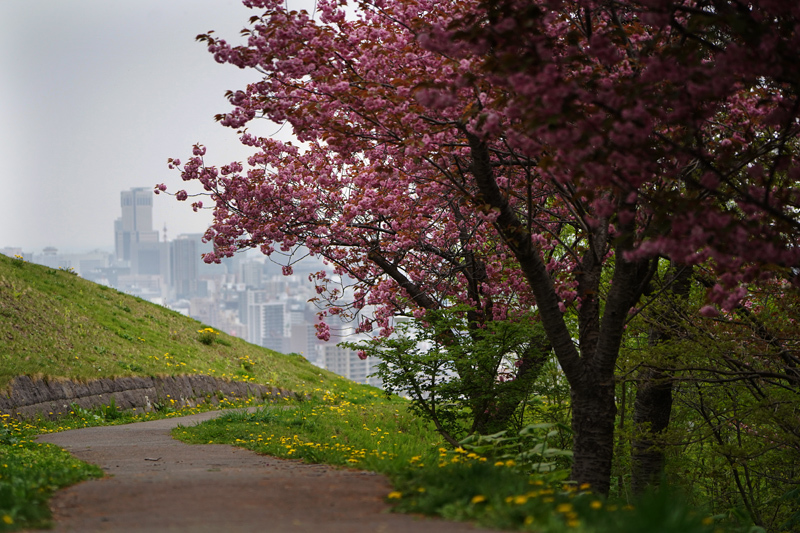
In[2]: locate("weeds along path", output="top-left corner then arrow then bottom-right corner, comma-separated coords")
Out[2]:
31,410 -> 488,533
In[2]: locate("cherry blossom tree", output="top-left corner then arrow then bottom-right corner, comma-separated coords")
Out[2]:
417,0 -> 800,493
165,0 -> 800,494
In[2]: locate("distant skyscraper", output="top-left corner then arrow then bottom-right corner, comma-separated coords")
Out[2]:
323,343 -> 382,387
170,236 -> 198,299
246,294 -> 286,352
240,260 -> 264,288
115,187 -> 159,264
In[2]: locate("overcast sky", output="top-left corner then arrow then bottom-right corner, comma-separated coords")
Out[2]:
1,0 -> 309,253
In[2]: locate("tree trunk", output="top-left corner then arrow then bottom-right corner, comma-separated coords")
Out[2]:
630,262 -> 691,494
570,376 -> 617,495
631,367 -> 673,494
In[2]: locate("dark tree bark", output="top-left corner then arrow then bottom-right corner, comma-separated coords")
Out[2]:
569,374 -> 618,493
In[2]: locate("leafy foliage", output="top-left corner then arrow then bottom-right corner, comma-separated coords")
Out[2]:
343,307 -> 549,444
618,267 -> 800,530
459,423 -> 573,475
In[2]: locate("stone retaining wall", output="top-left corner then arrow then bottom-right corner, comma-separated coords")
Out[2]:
0,375 -> 297,419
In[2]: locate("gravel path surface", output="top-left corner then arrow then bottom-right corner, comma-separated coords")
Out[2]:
31,410 -> 490,533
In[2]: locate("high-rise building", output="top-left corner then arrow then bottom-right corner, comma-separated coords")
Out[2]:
179,233 -> 238,277
245,292 -> 287,352
240,259 -> 264,288
259,302 -> 287,352
115,187 -> 160,264
170,236 -> 198,299
323,343 -> 382,387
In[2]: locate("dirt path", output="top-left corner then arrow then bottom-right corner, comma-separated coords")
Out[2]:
31,410 -> 491,533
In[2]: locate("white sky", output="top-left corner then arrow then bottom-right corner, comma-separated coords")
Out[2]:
1,0 -> 310,253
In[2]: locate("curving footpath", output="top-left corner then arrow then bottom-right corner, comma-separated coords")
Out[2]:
31,410 -> 490,533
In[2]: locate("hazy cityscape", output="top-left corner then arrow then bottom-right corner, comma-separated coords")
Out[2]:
0,187 -> 381,388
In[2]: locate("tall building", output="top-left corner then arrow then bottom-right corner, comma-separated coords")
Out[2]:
115,187 -> 160,265
323,343 -> 382,387
239,259 -> 264,288
170,236 -> 198,299
179,233 -> 237,277
246,292 -> 287,352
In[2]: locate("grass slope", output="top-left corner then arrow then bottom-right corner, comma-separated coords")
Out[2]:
0,253 -> 350,393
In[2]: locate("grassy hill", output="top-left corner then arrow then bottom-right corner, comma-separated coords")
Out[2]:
0,252 -> 350,393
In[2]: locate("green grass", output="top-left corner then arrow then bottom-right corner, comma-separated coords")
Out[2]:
173,383 -> 438,473
1,413 -> 103,531
0,253 -> 350,393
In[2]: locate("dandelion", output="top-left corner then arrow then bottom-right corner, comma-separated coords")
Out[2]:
556,503 -> 573,513
590,500 -> 602,510
2,515 -> 13,525
387,491 -> 402,499
471,495 -> 486,504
